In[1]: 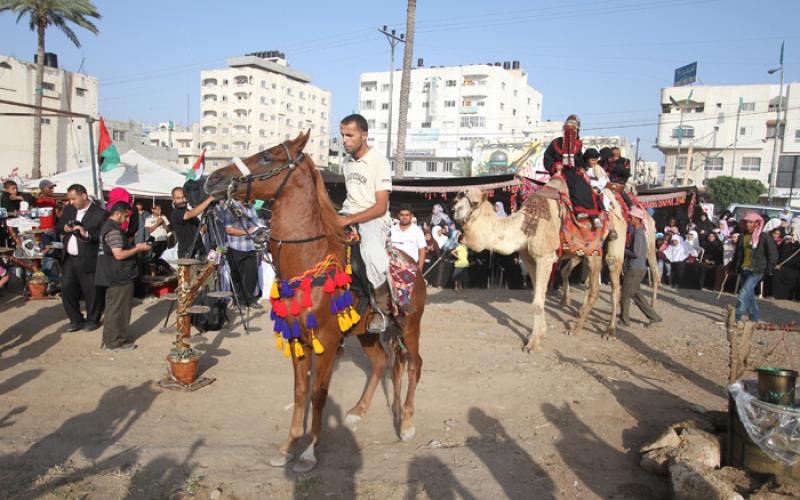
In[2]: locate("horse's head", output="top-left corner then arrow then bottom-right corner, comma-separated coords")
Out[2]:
204,131 -> 311,202
453,188 -> 487,223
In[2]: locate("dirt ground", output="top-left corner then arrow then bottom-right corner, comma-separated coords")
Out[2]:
0,279 -> 798,500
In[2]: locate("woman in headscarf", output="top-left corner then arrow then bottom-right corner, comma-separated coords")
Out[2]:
718,219 -> 731,239
106,187 -> 138,243
773,235 -> 800,300
430,204 -> 451,227
701,231 -> 725,290
695,212 -> 715,240
493,201 -> 508,218
662,234 -> 689,285
685,230 -> 702,260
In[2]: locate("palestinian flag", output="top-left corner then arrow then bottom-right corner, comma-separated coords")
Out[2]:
186,148 -> 206,180
98,117 -> 120,172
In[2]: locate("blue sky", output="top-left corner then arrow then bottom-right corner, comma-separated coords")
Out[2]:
2,0 -> 798,161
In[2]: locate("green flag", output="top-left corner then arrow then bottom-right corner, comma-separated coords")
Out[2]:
98,117 -> 120,172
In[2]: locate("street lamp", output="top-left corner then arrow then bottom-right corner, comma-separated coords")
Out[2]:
767,42 -> 785,204
379,25 -> 405,161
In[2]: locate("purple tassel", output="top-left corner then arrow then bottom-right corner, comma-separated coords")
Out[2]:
306,312 -> 318,330
291,320 -> 302,339
279,281 -> 294,298
342,291 -> 353,307
330,300 -> 338,314
274,317 -> 288,338
270,309 -> 276,321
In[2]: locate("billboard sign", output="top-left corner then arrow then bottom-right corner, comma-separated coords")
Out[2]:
674,62 -> 697,87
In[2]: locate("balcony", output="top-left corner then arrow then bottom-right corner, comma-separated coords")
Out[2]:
234,75 -> 249,86
202,94 -> 218,103
201,126 -> 217,135
233,125 -> 248,134
459,106 -> 479,114
202,78 -> 218,88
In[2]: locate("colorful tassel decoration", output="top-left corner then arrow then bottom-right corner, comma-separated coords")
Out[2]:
274,332 -> 283,350
272,300 -> 288,318
294,340 -> 305,359
290,298 -> 301,317
279,281 -> 294,298
330,300 -> 339,315
322,275 -> 335,294
349,307 -> 361,324
337,314 -> 349,332
311,333 -> 324,355
334,271 -> 351,288
270,281 -> 280,299
291,320 -> 302,339
283,339 -> 291,358
306,313 -> 318,330
301,290 -> 313,309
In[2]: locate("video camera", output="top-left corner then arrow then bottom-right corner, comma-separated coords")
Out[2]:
65,220 -> 84,235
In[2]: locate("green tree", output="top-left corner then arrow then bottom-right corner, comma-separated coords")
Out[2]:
393,0 -> 416,178
704,176 -> 767,211
0,0 -> 100,179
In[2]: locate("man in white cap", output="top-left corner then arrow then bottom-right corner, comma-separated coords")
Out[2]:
620,206 -> 662,328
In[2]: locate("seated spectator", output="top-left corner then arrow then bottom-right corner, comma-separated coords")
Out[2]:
702,231 -> 725,290
422,229 -> 441,284
662,234 -> 689,285
773,235 -> 800,300
685,230 -> 703,260
429,203 -> 451,227
695,212 -> 715,240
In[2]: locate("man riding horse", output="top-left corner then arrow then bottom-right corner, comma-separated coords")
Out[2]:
338,114 -> 394,333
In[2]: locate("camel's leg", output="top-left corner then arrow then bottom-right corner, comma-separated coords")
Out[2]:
570,255 -> 603,336
399,317 -> 423,441
270,352 -> 312,468
605,254 -> 623,339
560,257 -> 579,308
345,332 -> 388,429
524,253 -> 554,352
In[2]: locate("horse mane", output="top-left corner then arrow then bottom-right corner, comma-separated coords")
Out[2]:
305,158 -> 345,256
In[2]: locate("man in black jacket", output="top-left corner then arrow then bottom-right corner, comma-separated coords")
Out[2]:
56,184 -> 109,331
730,212 -> 778,323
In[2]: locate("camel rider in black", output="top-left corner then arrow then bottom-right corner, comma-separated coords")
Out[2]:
604,147 -> 634,209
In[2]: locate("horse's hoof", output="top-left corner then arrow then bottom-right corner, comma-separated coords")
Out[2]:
269,451 -> 294,468
344,413 -> 362,431
400,425 -> 416,442
292,445 -> 317,473
565,330 -> 573,336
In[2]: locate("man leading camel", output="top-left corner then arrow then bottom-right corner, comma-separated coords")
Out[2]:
338,113 -> 393,333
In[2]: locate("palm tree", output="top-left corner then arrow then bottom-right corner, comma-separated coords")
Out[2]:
0,0 -> 100,179
393,0 -> 416,179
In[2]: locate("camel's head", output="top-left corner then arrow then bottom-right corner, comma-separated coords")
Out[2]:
453,188 -> 487,222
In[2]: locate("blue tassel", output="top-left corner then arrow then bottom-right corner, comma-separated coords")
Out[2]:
279,281 -> 294,298
270,309 -> 276,321
335,295 -> 345,311
306,312 -> 318,330
342,291 -> 353,307
274,317 -> 289,338
330,300 -> 338,314
291,320 -> 302,339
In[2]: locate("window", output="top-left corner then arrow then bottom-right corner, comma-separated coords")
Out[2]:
741,102 -> 755,112
380,122 -> 388,129
444,100 -> 456,108
501,82 -> 506,90
221,95 -> 228,102
498,124 -> 503,131
766,124 -> 785,139
221,127 -> 229,134
671,126 -> 695,139
76,87 -> 87,97
741,157 -> 761,171
404,161 -> 412,172
367,119 -> 376,129
260,112 -> 266,120
512,109 -> 517,116
513,90 -> 518,96
739,126 -> 751,136
675,155 -> 687,171
704,157 -> 723,171
222,144 -> 230,151
443,161 -> 454,173
421,122 -> 432,128
500,103 -> 505,110
42,82 -> 55,91
381,103 -> 389,110
260,96 -> 267,104
222,79 -> 229,85
381,83 -> 390,91
422,101 -> 430,108
361,100 -> 375,110
460,116 -> 485,128
41,118 -> 51,124
426,161 -> 437,173
261,80 -> 266,88
112,130 -> 126,142
795,129 -> 800,143
446,79 -> 457,87
183,157 -> 189,165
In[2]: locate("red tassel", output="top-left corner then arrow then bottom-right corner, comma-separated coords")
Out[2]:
335,271 -> 349,288
300,276 -> 312,293
301,289 -> 313,308
323,275 -> 335,294
273,300 -> 288,318
290,298 -> 301,316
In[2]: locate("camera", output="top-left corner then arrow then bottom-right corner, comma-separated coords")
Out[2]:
66,220 -> 84,235
146,236 -> 156,246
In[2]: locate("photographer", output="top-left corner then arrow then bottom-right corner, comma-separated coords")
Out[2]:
170,187 -> 216,259
56,184 -> 108,331
222,200 -> 262,309
95,201 -> 151,351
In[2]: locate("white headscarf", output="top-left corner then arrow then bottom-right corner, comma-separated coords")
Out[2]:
430,204 -> 450,226
685,230 -> 701,257
664,235 -> 689,263
494,201 -> 508,218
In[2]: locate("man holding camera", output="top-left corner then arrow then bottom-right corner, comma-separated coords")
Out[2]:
170,187 -> 216,259
56,184 -> 108,331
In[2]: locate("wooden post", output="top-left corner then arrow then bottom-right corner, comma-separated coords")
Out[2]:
174,258 -> 219,350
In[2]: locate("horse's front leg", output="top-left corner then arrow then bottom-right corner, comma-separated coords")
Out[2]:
269,352 -> 311,468
292,346 -> 338,473
345,330 -> 388,430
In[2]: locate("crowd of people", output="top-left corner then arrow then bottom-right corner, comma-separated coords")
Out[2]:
654,207 -> 800,320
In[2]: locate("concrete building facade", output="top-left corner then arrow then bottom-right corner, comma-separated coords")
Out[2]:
196,52 -> 331,171
358,60 -> 543,177
0,54 -> 98,178
656,83 -> 800,202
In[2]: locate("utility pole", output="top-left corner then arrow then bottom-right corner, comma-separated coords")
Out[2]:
633,137 -> 640,180
379,25 -> 405,162
731,97 -> 742,176
767,41 -> 785,204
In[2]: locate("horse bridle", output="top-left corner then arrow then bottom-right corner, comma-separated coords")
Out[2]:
223,142 -> 326,272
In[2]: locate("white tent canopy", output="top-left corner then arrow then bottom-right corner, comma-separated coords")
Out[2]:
26,150 -> 187,198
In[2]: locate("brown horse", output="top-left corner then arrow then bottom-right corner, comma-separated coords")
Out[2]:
204,131 -> 426,472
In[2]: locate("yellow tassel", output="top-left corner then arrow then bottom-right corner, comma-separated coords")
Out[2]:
274,332 -> 283,351
342,312 -> 353,330
349,307 -> 361,324
270,281 -> 280,299
283,340 -> 291,358
337,314 -> 347,332
294,340 -> 305,359
311,334 -> 324,355
345,263 -> 352,275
